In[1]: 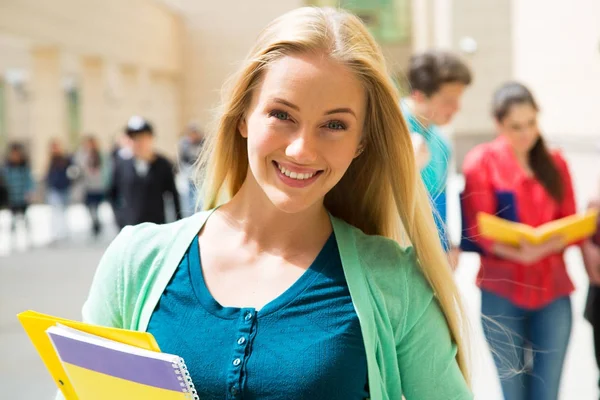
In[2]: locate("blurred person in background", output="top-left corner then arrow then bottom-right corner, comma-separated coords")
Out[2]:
108,116 -> 181,229
583,185 -> 600,393
46,139 -> 74,243
75,8 -> 472,400
401,50 -> 472,268
75,135 -> 109,238
1,142 -> 35,246
111,131 -> 133,164
178,123 -> 205,216
460,82 -> 579,400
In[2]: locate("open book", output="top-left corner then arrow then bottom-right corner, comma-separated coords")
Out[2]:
18,311 -> 198,400
477,209 -> 599,246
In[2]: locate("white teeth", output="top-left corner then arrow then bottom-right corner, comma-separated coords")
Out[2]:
277,163 -> 316,180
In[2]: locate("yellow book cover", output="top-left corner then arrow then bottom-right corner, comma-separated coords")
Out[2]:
46,325 -> 197,400
17,310 -> 161,400
477,209 -> 599,246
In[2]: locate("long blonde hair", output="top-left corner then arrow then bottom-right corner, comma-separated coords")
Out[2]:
197,6 -> 470,382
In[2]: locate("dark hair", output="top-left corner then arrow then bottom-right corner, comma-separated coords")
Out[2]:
492,82 -> 564,202
125,116 -> 153,138
7,142 -> 29,166
85,135 -> 102,169
408,51 -> 472,97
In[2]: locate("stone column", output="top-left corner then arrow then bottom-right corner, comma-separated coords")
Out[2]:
29,47 -> 66,177
80,56 -> 107,148
119,64 -> 142,128
5,77 -> 31,145
149,71 -> 181,159
411,0 -> 436,51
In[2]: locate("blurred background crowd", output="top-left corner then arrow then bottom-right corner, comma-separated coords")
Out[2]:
0,0 -> 599,399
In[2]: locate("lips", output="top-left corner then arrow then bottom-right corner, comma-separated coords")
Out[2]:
275,163 -> 318,180
272,161 -> 323,188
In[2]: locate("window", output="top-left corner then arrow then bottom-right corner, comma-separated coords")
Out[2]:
306,0 -> 411,43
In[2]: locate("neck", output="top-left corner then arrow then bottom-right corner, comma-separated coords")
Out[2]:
405,98 -> 431,128
136,152 -> 155,162
512,147 -> 532,173
218,175 -> 332,253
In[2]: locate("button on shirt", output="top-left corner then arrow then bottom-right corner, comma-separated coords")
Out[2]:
147,233 -> 369,400
460,136 -> 577,309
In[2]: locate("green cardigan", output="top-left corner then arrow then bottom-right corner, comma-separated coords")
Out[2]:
75,210 -> 472,400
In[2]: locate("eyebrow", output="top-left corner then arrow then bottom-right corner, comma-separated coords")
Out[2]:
273,98 -> 356,118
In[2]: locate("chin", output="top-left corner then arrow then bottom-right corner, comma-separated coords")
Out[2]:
264,188 -> 321,215
433,115 -> 452,126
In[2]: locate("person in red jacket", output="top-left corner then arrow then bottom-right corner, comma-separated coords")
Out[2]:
460,82 -> 577,400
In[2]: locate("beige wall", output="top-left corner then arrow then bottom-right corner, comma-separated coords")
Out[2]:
449,0 -> 513,137
0,0 -> 185,174
0,0 -> 183,75
512,0 -> 600,141
179,0 -> 304,129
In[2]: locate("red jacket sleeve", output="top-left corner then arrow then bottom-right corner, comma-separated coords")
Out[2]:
460,146 -> 497,254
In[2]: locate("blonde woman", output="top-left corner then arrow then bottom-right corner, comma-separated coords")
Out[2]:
76,7 -> 471,400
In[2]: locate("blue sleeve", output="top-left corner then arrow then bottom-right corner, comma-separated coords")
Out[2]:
26,167 -> 35,193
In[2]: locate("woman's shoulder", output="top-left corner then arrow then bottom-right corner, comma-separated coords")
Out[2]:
110,217 -> 197,266
548,148 -> 570,170
463,139 -> 503,168
336,219 -> 428,286
83,215 -> 204,327
336,220 -> 435,326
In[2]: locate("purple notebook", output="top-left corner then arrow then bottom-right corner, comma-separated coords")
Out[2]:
46,325 -> 199,399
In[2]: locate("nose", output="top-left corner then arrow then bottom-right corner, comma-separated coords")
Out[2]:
285,129 -> 318,164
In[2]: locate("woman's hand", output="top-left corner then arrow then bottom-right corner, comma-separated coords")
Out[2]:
517,235 -> 565,265
492,235 -> 565,265
448,246 -> 461,271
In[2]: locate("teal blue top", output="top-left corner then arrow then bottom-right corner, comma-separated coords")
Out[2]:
401,101 -> 452,249
148,233 -> 369,399
55,210 -> 472,400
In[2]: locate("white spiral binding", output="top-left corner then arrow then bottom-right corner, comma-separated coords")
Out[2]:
172,357 -> 200,400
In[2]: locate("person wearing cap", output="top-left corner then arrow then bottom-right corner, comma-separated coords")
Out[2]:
108,116 -> 181,229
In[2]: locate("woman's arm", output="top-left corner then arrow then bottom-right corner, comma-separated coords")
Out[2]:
396,260 -> 472,399
492,236 -> 565,265
460,149 -> 497,254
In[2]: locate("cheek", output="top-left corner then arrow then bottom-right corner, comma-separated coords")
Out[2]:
327,141 -> 359,172
246,119 -> 282,157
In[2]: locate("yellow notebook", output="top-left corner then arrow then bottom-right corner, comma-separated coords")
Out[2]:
477,209 -> 599,246
45,324 -> 197,400
17,310 -> 161,400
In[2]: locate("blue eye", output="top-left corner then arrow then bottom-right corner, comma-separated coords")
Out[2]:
326,120 -> 346,130
270,110 -> 289,120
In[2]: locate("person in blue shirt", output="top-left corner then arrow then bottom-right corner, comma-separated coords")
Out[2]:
401,50 -> 472,266
45,139 -> 74,243
1,142 -> 35,246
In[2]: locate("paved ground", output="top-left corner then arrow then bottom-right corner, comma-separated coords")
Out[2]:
1,149 -> 599,399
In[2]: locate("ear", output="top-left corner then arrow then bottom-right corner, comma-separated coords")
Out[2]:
493,118 -> 503,133
354,142 -> 365,159
238,117 -> 248,138
411,90 -> 427,104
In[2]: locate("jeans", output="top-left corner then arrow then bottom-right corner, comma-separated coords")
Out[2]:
85,192 -> 105,237
481,290 -> 572,400
47,188 -> 70,240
